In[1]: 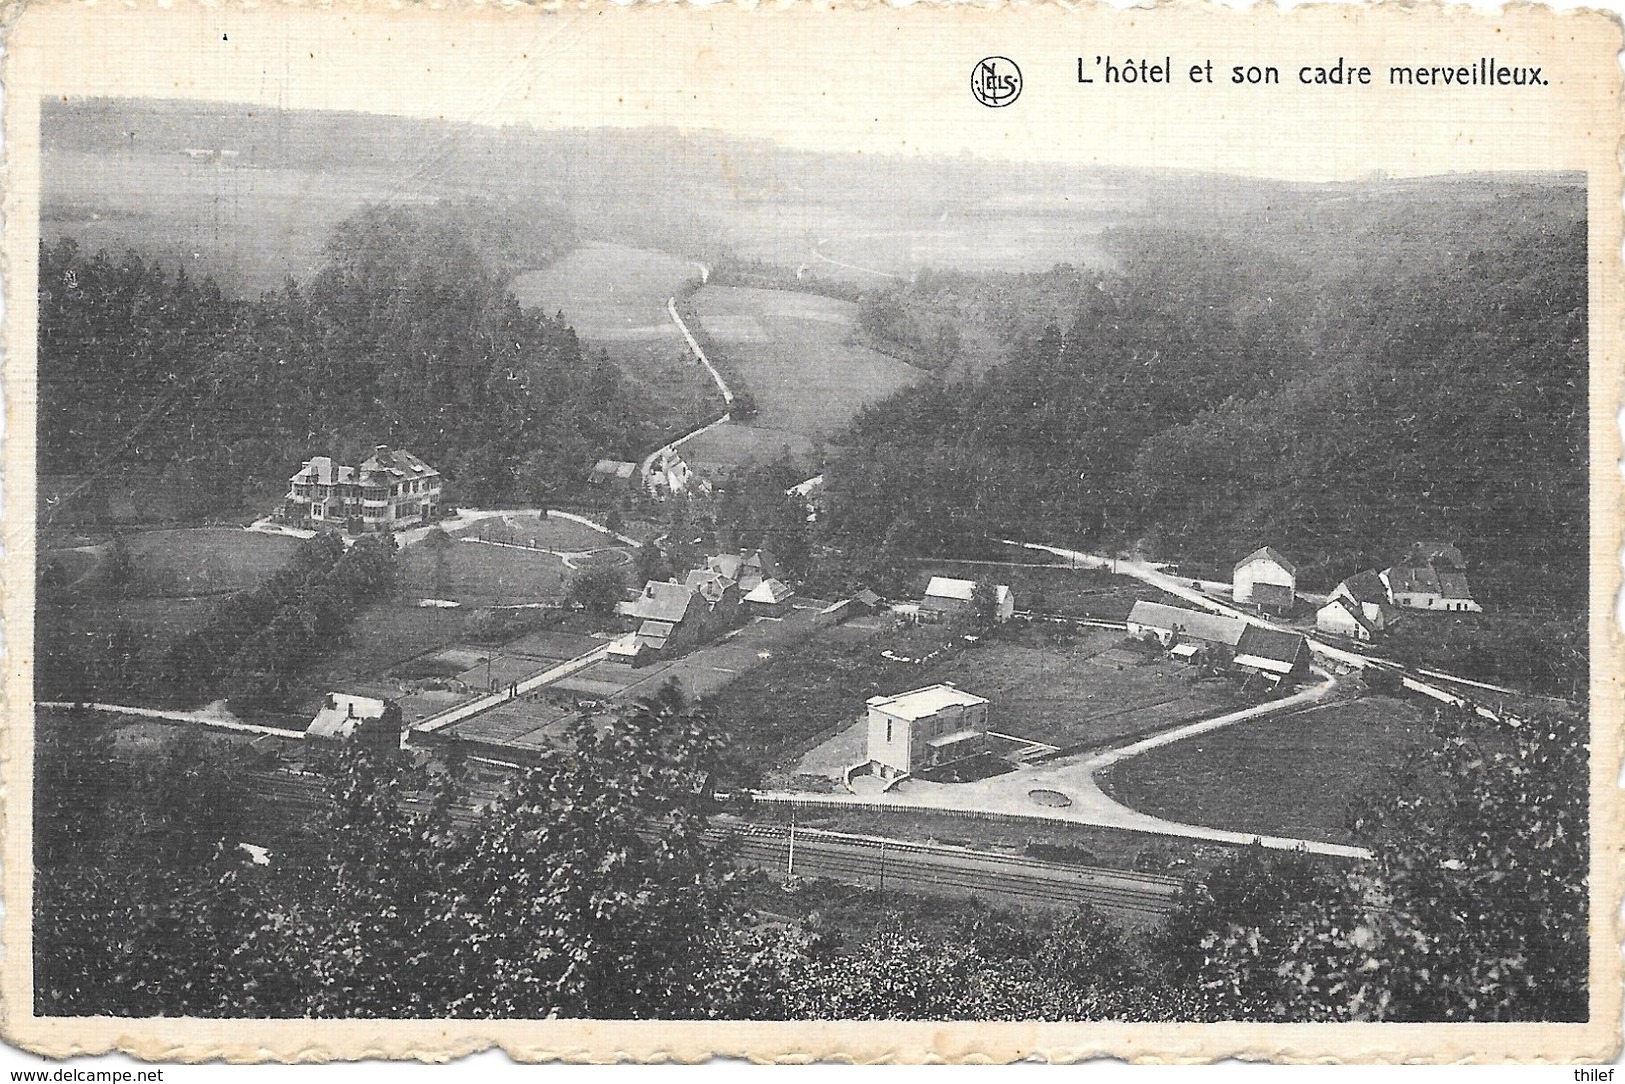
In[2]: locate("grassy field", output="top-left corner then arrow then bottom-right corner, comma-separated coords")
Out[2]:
717,192 -> 1130,278
449,513 -> 616,552
928,629 -> 1237,752
510,243 -> 700,336
691,286 -> 927,440
125,529 -> 304,597
399,538 -> 572,606
44,150 -> 420,298
509,244 -> 722,437
306,602 -> 473,688
1097,696 -> 1436,845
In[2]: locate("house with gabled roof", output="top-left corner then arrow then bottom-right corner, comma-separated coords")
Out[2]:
1316,596 -> 1380,642
921,576 -> 1015,624
1382,562 -> 1483,613
1327,570 -> 1397,632
1127,600 -> 1248,650
1233,547 -> 1297,615
1232,625 -> 1312,684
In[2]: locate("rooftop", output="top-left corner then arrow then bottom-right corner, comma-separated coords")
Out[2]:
867,683 -> 989,721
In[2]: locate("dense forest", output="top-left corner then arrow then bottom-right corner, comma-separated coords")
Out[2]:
39,202 -> 652,521
35,686 -> 1587,1022
823,178 -> 1587,613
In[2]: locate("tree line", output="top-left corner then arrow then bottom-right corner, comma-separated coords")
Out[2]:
35,684 -> 1587,1022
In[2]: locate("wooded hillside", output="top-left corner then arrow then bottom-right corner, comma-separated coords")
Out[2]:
824,177 -> 1587,614
39,203 -> 652,519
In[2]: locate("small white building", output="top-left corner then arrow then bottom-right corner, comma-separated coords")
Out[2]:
1233,547 -> 1297,614
1316,596 -> 1379,642
866,683 -> 990,780
920,576 -> 1015,624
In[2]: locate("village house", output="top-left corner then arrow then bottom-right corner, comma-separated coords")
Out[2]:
606,633 -> 648,667
1231,625 -> 1312,685
1317,570 -> 1397,640
1381,560 -> 1482,612
684,567 -> 743,618
920,576 -> 1015,624
1126,600 -> 1248,656
865,683 -> 991,781
1233,547 -> 1297,615
619,580 -> 705,655
282,446 -> 441,531
1315,596 -> 1379,642
306,692 -> 403,752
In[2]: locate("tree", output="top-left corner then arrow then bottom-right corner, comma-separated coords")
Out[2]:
566,565 -> 627,615
969,580 -> 1001,629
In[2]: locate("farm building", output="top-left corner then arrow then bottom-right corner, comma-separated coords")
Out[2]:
589,459 -> 638,488
282,446 -> 442,531
920,576 -> 1015,624
1316,596 -> 1379,642
1330,570 -> 1398,629
306,692 -> 403,751
743,577 -> 795,614
1126,600 -> 1247,651
1232,626 -> 1312,685
1381,562 -> 1482,612
1233,547 -> 1297,614
865,683 -> 991,781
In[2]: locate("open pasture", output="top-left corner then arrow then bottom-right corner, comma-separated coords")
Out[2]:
400,537 -> 570,606
44,150 -> 422,298
509,243 -> 700,337
718,193 -> 1132,280
1097,696 -> 1435,845
691,287 -> 927,443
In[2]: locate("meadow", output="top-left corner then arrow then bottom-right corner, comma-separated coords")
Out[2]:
1096,696 -> 1435,845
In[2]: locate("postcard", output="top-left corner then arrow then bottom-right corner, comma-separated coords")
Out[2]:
3,0 -> 1619,1064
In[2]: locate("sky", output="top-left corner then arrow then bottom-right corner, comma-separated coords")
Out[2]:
8,0 -> 1621,182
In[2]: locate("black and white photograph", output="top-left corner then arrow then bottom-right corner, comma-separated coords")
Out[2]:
3,0 -> 1620,1066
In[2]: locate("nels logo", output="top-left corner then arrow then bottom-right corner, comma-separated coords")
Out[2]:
971,56 -> 1022,108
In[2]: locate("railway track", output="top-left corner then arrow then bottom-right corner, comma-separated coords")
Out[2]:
709,823 -> 1185,923
242,772 -> 1188,923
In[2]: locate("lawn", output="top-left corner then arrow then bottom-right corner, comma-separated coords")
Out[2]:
449,512 -> 619,552
928,631 -> 1238,752
1096,695 -> 1436,845
399,538 -> 571,606
126,528 -> 303,598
